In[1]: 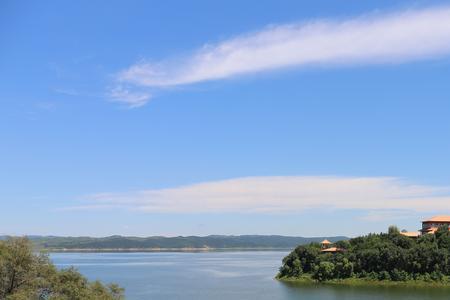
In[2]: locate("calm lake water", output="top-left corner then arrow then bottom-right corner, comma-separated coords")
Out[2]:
50,251 -> 449,300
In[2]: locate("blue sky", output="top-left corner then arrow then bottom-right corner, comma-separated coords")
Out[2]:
1,0 -> 450,237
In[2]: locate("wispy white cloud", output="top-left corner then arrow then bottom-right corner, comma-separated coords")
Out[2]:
357,209 -> 415,223
53,88 -> 81,97
35,101 -> 57,112
117,6 -> 450,89
108,86 -> 152,108
65,176 -> 450,214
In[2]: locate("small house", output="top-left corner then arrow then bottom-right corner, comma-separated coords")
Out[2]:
320,239 -> 343,253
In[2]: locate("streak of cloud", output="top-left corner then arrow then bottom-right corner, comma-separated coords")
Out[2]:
65,176 -> 450,214
117,6 -> 450,92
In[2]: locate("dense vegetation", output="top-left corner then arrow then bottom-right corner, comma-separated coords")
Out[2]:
278,226 -> 450,284
0,238 -> 124,299
0,235 -> 347,251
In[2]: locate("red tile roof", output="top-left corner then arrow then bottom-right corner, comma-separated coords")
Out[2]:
400,231 -> 420,238
422,215 -> 450,223
321,247 -> 342,253
425,227 -> 439,234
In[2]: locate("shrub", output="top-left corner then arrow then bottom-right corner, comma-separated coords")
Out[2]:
390,269 -> 409,281
312,262 -> 335,282
378,271 -> 391,281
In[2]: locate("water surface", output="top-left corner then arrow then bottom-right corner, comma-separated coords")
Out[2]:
50,251 -> 449,300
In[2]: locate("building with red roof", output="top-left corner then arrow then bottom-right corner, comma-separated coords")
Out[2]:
420,216 -> 450,235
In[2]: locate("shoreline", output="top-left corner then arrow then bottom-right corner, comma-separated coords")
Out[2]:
277,276 -> 450,288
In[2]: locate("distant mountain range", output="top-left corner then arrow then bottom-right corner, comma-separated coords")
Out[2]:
1,235 -> 348,251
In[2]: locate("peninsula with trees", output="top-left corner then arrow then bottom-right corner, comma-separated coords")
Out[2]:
277,216 -> 450,286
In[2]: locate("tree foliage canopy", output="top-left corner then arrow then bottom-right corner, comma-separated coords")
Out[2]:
278,225 -> 450,282
0,238 -> 124,299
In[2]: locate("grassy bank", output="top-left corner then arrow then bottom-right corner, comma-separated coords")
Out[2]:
277,275 -> 450,288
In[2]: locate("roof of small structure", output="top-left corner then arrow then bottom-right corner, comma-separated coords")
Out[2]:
320,239 -> 331,244
400,231 -> 420,238
423,216 -> 450,223
321,247 -> 341,253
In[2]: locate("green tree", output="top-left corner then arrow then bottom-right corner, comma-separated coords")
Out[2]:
0,238 -> 124,299
388,226 -> 400,235
312,262 -> 335,282
335,258 -> 353,278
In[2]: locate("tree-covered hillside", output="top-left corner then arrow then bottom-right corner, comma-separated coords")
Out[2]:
0,238 -> 124,299
278,226 -> 450,283
3,235 -> 347,251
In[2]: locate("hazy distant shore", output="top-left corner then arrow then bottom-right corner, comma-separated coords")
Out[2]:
45,247 -> 293,253
1,235 -> 348,252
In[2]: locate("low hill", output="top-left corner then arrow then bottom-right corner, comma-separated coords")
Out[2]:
1,235 -> 348,251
